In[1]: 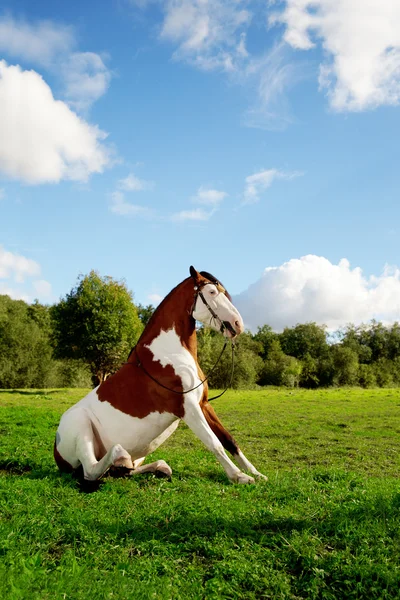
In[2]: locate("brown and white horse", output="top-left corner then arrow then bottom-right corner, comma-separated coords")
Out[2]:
54,267 -> 265,484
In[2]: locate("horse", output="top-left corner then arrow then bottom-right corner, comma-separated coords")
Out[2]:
54,266 -> 266,484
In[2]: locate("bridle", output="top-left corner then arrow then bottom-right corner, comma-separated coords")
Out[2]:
192,282 -> 237,338
130,281 -> 237,401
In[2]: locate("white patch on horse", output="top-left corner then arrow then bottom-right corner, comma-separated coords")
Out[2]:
145,327 -> 203,395
55,387 -> 179,473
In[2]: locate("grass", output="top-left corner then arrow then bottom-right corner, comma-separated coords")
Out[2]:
0,387 -> 399,599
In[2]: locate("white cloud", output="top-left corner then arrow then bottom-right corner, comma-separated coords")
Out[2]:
0,245 -> 52,302
271,0 -> 400,111
241,43 -> 307,130
0,284 -> 30,302
61,52 -> 112,113
0,61 -> 111,184
0,15 -> 74,66
170,207 -> 215,222
160,0 -> 251,72
243,168 -> 302,204
234,255 -> 400,332
0,245 -> 40,282
118,172 -> 155,192
170,184 -> 227,222
110,191 -> 151,216
191,186 -> 227,206
135,2 -> 306,128
32,279 -> 53,298
0,15 -> 111,112
148,293 -> 163,305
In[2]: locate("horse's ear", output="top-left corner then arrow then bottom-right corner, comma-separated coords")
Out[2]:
189,266 -> 200,281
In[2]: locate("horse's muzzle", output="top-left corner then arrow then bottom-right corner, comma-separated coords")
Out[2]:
223,321 -> 239,337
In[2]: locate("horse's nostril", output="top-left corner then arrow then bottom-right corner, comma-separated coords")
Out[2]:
235,320 -> 241,329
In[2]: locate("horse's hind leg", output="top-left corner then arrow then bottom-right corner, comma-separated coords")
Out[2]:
75,421 -> 133,481
130,457 -> 172,478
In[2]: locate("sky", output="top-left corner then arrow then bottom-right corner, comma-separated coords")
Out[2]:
1,0 -> 400,332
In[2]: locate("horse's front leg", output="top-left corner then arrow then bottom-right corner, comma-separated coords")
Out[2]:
183,397 -> 255,484
201,401 -> 267,480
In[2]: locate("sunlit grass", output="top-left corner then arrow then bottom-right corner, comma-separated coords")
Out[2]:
0,388 -> 399,599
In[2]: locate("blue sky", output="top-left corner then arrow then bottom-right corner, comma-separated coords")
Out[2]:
1,0 -> 400,330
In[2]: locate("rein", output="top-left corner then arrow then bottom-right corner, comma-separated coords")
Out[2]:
132,339 -> 235,401
127,281 -> 237,401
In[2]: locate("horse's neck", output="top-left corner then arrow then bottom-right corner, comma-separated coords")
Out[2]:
134,280 -> 198,360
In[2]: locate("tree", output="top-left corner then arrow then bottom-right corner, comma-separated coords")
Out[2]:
253,325 -> 278,359
0,296 -> 55,388
330,345 -> 359,386
51,271 -> 143,385
341,324 -> 373,364
136,303 -> 155,328
279,322 -> 329,360
197,329 -> 263,389
259,339 -> 302,387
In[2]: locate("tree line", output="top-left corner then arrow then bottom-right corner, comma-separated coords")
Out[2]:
1,271 -> 400,389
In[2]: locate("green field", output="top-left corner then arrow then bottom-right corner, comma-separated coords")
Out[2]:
0,388 -> 399,599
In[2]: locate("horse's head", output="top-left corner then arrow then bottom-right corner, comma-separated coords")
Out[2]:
189,266 -> 244,339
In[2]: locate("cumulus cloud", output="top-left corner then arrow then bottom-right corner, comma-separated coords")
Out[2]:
270,0 -> 400,111
243,168 -> 302,204
0,245 -> 40,282
0,245 -> 52,302
234,255 -> 400,332
0,61 -> 110,184
135,1 -> 400,125
0,15 -> 111,111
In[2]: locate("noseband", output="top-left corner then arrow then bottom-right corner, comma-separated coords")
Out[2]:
192,283 -> 237,337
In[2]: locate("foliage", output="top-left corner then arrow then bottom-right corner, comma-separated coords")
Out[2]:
136,303 -> 155,328
253,324 -> 278,359
197,329 -> 263,389
259,339 -> 302,387
0,296 -> 55,388
2,279 -> 400,389
51,271 -> 143,384
279,322 -> 329,360
330,345 -> 359,386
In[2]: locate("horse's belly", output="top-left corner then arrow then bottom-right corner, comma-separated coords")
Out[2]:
89,394 -> 179,459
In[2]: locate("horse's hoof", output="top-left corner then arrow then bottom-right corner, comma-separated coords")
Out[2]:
234,472 -> 255,484
154,460 -> 172,478
109,465 -> 134,478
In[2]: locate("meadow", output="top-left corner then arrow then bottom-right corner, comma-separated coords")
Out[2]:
0,388 -> 399,599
